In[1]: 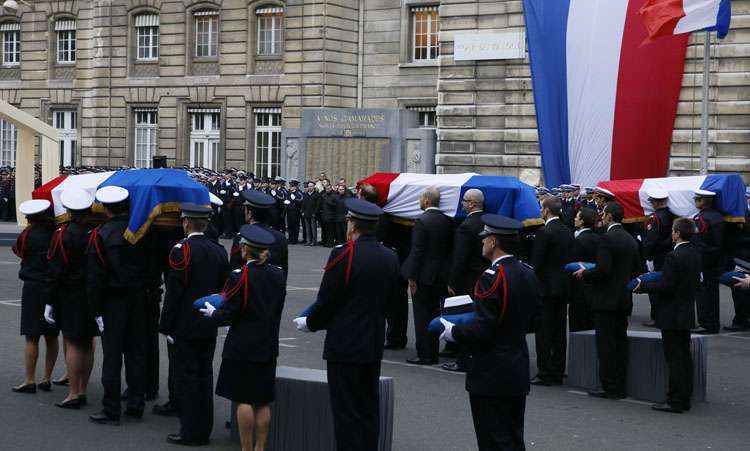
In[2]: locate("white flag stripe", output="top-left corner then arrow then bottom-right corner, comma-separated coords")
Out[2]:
674,0 -> 722,34
50,172 -> 116,217
639,175 -> 707,218
384,173 -> 476,219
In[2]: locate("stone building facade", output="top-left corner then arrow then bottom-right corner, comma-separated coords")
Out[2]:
0,0 -> 747,185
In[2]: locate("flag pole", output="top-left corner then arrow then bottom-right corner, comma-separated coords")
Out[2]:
699,31 -> 710,175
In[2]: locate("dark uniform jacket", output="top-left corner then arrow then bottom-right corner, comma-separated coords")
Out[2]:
212,261 -> 286,362
301,191 -> 321,218
530,217 -> 573,300
48,220 -> 91,288
692,208 -> 725,269
402,208 -> 455,286
230,223 -> 289,276
453,256 -> 541,397
582,224 -> 641,313
641,242 -> 701,330
14,223 -> 54,283
307,235 -> 400,363
572,228 -> 600,262
448,211 -> 488,294
159,234 -> 229,340
86,216 -> 148,316
643,207 -> 675,269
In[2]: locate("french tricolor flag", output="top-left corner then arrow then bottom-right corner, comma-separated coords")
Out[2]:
640,0 -> 731,40
523,0 -> 691,188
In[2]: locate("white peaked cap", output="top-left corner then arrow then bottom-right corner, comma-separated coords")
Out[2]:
19,199 -> 51,216
61,187 -> 94,211
95,186 -> 129,204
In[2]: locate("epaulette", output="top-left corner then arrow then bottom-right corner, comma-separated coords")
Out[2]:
484,269 -> 496,275
173,242 -> 183,249
335,243 -> 345,249
233,268 -> 242,273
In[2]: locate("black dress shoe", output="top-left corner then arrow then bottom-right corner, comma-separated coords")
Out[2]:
12,383 -> 36,394
406,357 -> 438,365
651,403 -> 683,413
691,327 -> 719,335
153,401 -> 180,417
124,408 -> 143,419
588,390 -> 625,400
441,362 -> 467,373
52,377 -> 69,386
166,434 -> 209,446
384,343 -> 406,350
530,377 -> 561,386
38,381 -> 52,392
642,321 -> 657,328
89,412 -> 120,425
56,398 -> 83,410
723,323 -> 750,332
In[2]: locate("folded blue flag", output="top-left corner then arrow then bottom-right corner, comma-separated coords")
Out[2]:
627,272 -> 662,291
564,262 -> 596,273
720,271 -> 748,287
428,312 -> 478,335
192,294 -> 225,310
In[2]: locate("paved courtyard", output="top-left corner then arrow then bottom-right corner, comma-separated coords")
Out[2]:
0,242 -> 748,450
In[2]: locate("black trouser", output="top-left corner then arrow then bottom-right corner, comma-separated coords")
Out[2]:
470,394 -> 526,451
326,361 -> 380,451
569,283 -> 594,332
412,283 -> 444,361
167,341 -> 178,406
385,279 -> 408,347
175,338 -> 216,442
534,297 -> 567,382
696,267 -> 720,331
593,311 -> 629,395
730,287 -> 750,327
101,292 -> 148,418
303,217 -> 318,244
334,221 -> 346,244
322,220 -> 334,246
144,288 -> 161,397
222,206 -> 236,237
287,210 -> 300,243
661,330 -> 693,410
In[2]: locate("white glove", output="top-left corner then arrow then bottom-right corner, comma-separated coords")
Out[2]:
293,317 -> 310,332
44,305 -> 55,325
646,260 -> 655,272
95,316 -> 104,333
166,335 -> 175,345
439,318 -> 455,343
199,301 -> 216,318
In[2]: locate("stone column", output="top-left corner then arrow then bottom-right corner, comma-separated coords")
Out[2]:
15,125 -> 35,227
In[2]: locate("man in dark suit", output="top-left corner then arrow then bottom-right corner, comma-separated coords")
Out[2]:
229,191 -> 289,277
301,181 -> 321,246
569,207 -> 600,332
642,190 -> 676,327
445,188 -> 488,371
530,196 -> 573,385
692,190 -> 725,334
159,204 -> 230,446
635,217 -> 701,413
294,199 -> 400,451
402,187 -> 455,365
440,214 -> 541,450
575,202 -> 641,399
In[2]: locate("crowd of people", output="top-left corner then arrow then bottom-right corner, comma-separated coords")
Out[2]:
7,163 -> 750,450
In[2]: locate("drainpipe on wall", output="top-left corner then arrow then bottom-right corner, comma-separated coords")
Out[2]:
357,0 -> 364,108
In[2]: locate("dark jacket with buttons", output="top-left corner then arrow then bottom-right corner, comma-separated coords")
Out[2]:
530,218 -> 573,300
692,208 -> 725,269
402,208 -> 455,286
14,222 -> 54,283
643,207 -> 675,269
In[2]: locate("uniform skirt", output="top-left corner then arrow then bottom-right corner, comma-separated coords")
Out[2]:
216,358 -> 276,405
20,281 -> 58,337
57,283 -> 99,340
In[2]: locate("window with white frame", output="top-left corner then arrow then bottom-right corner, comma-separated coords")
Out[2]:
194,10 -> 219,58
408,106 -> 437,128
55,20 -> 76,64
135,14 -> 159,61
0,22 -> 20,66
134,109 -> 158,168
53,111 -> 77,167
256,7 -> 283,56
189,109 -> 220,169
0,119 -> 16,167
412,6 -> 439,61
254,108 -> 281,179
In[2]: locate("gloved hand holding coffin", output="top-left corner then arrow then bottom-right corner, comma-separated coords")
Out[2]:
427,295 -> 476,335
192,293 -> 225,311
564,262 -> 596,273
720,258 -> 750,287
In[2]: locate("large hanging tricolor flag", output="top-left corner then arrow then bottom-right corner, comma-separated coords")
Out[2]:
597,173 -> 747,222
639,0 -> 731,40
358,173 -> 542,225
523,0 -> 690,188
32,169 -> 209,243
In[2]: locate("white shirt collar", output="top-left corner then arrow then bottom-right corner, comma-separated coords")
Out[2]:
187,232 -> 205,238
467,210 -> 484,217
492,255 -> 513,266
674,241 -> 688,250
545,216 -> 559,225
607,223 -> 621,232
425,207 -> 442,212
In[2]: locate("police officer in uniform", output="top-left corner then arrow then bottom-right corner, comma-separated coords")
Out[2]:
160,203 -> 229,446
200,224 -> 286,451
642,190 -> 675,327
286,179 -> 303,244
439,214 -> 541,450
88,186 -> 149,425
635,217 -> 701,413
691,189 -> 725,334
294,199 -> 400,451
230,190 -> 289,276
